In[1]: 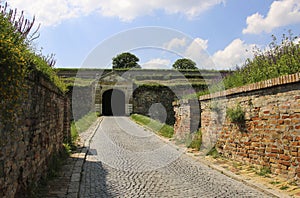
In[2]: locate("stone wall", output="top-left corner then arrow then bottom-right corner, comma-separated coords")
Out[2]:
0,71 -> 71,197
173,99 -> 200,139
199,73 -> 300,180
133,85 -> 177,125
133,84 -> 206,125
68,83 -> 95,121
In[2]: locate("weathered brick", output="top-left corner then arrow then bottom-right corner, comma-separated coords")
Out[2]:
279,154 -> 291,161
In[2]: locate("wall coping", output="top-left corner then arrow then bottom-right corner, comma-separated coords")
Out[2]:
199,72 -> 300,101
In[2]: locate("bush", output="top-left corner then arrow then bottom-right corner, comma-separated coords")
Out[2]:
223,31 -> 300,89
226,104 -> 245,123
196,31 -> 300,97
0,7 -> 30,124
0,3 -> 67,127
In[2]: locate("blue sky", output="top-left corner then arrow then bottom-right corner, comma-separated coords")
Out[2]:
4,0 -> 300,70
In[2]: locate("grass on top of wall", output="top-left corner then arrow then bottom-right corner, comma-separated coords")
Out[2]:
130,114 -> 174,138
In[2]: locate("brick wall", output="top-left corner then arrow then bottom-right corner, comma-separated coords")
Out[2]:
0,71 -> 71,197
199,73 -> 300,180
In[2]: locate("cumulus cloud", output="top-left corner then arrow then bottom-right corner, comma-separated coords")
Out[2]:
6,0 -> 224,26
212,39 -> 255,69
142,58 -> 171,69
161,37 -> 257,69
243,0 -> 300,34
163,38 -> 187,52
184,38 -> 208,56
164,37 -> 215,69
184,38 -> 213,69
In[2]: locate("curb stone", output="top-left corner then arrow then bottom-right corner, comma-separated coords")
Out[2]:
38,117 -> 103,198
71,117 -> 103,197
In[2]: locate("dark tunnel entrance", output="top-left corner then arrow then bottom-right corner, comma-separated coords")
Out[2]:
102,89 -> 125,116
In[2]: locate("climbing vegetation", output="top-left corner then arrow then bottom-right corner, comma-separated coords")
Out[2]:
196,31 -> 300,96
0,2 -> 66,128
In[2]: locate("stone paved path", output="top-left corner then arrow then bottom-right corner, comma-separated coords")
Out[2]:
79,117 -> 272,198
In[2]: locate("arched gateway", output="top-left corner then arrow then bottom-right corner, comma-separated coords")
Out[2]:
95,71 -> 133,116
102,89 -> 125,116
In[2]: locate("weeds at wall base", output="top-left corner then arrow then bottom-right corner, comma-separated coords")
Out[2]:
206,147 -> 220,159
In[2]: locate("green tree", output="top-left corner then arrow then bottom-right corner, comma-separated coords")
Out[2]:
172,58 -> 197,70
112,52 -> 141,69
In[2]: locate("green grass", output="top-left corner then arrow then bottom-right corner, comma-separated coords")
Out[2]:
280,185 -> 289,190
256,166 -> 271,177
206,147 -> 220,159
74,112 -> 98,133
270,181 -> 281,185
130,114 -> 174,138
71,112 -> 98,143
70,122 -> 78,143
187,130 -> 202,150
62,77 -> 96,87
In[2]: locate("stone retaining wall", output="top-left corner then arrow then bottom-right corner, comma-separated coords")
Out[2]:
133,86 -> 178,125
0,71 -> 71,197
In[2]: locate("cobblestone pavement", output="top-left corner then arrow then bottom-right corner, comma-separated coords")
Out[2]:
79,117 -> 273,198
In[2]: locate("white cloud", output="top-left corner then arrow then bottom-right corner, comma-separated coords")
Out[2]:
185,38 -> 208,56
243,0 -> 300,34
142,58 -> 171,69
6,0 -> 225,26
184,38 -> 212,69
212,39 -> 255,69
294,37 -> 300,44
163,38 -> 187,51
6,0 -> 81,26
162,37 -> 257,70
163,37 -> 212,69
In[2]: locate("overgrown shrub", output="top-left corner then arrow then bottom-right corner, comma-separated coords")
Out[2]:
0,5 -> 31,125
196,31 -> 300,97
224,31 -> 300,89
0,2 -> 66,127
226,104 -> 245,123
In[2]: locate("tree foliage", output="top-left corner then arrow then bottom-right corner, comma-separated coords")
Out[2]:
172,58 -> 197,70
112,52 -> 141,69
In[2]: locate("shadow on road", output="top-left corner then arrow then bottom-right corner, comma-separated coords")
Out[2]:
80,152 -> 118,197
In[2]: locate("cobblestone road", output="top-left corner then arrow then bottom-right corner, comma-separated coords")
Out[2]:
79,117 -> 272,198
